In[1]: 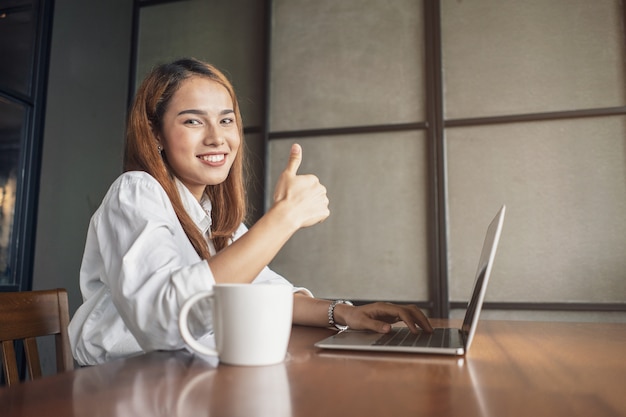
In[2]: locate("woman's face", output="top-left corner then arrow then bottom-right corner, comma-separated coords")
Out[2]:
158,75 -> 241,201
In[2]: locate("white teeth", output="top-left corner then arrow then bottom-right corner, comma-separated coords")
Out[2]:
200,154 -> 225,163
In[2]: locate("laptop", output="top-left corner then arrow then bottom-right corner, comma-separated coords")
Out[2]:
315,205 -> 506,356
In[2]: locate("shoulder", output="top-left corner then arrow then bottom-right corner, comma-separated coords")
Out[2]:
109,171 -> 164,192
103,171 -> 168,200
96,171 -> 173,219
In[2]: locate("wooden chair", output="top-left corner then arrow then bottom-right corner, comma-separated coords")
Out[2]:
0,288 -> 74,386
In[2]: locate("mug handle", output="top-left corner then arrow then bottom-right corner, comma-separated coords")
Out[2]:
179,290 -> 219,357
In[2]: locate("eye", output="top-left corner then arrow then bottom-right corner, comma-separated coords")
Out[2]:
221,117 -> 235,126
184,119 -> 202,126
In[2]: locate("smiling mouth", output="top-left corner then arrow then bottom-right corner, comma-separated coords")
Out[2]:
198,154 -> 225,163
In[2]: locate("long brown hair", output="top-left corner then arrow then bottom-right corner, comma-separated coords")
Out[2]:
124,58 -> 247,258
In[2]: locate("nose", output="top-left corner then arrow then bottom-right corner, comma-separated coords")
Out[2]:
204,123 -> 225,146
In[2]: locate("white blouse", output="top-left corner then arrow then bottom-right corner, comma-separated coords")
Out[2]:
69,171 -> 308,365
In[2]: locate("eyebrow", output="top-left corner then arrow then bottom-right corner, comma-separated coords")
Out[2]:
177,109 -> 235,117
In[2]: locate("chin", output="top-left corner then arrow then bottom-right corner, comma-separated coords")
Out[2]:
206,175 -> 230,186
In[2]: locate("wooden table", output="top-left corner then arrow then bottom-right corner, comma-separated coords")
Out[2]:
1,320 -> 625,416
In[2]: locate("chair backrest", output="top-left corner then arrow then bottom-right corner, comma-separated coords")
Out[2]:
0,288 -> 74,386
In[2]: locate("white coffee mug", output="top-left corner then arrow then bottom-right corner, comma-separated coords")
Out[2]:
179,284 -> 293,366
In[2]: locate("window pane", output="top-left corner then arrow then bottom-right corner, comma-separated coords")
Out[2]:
446,117 -> 626,304
136,0 -> 265,127
0,98 -> 26,285
0,0 -> 36,96
442,0 -> 626,119
267,132 -> 430,301
270,0 -> 425,131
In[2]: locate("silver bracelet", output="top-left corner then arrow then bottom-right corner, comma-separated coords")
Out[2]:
328,300 -> 353,331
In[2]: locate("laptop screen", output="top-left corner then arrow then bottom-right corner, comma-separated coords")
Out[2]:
460,205 -> 505,350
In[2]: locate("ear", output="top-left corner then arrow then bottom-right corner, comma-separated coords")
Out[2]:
150,123 -> 162,148
149,121 -> 160,139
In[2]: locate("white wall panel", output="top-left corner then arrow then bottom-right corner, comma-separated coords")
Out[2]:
268,133 -> 430,301
270,0 -> 425,131
442,0 -> 626,119
446,118 -> 626,303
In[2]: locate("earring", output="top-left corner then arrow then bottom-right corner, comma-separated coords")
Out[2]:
157,145 -> 163,154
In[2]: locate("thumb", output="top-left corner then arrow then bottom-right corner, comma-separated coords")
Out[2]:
284,143 -> 302,176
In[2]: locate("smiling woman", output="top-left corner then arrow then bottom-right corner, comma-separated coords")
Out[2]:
67,58 -> 432,366
156,76 -> 241,200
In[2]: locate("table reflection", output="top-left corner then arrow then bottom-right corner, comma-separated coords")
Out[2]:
177,361 -> 291,417
72,352 -> 292,417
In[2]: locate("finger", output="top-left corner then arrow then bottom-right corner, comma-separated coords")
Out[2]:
283,143 -> 302,176
370,303 -> 433,333
399,307 -> 433,333
415,308 -> 434,332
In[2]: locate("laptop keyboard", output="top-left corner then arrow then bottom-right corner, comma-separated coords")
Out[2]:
372,327 -> 457,348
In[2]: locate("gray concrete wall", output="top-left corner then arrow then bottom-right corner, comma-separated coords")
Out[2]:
33,0 -> 132,335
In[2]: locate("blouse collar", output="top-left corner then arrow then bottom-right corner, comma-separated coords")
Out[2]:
174,178 -> 212,236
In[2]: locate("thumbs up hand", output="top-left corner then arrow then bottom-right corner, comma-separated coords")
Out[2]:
273,144 -> 330,229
